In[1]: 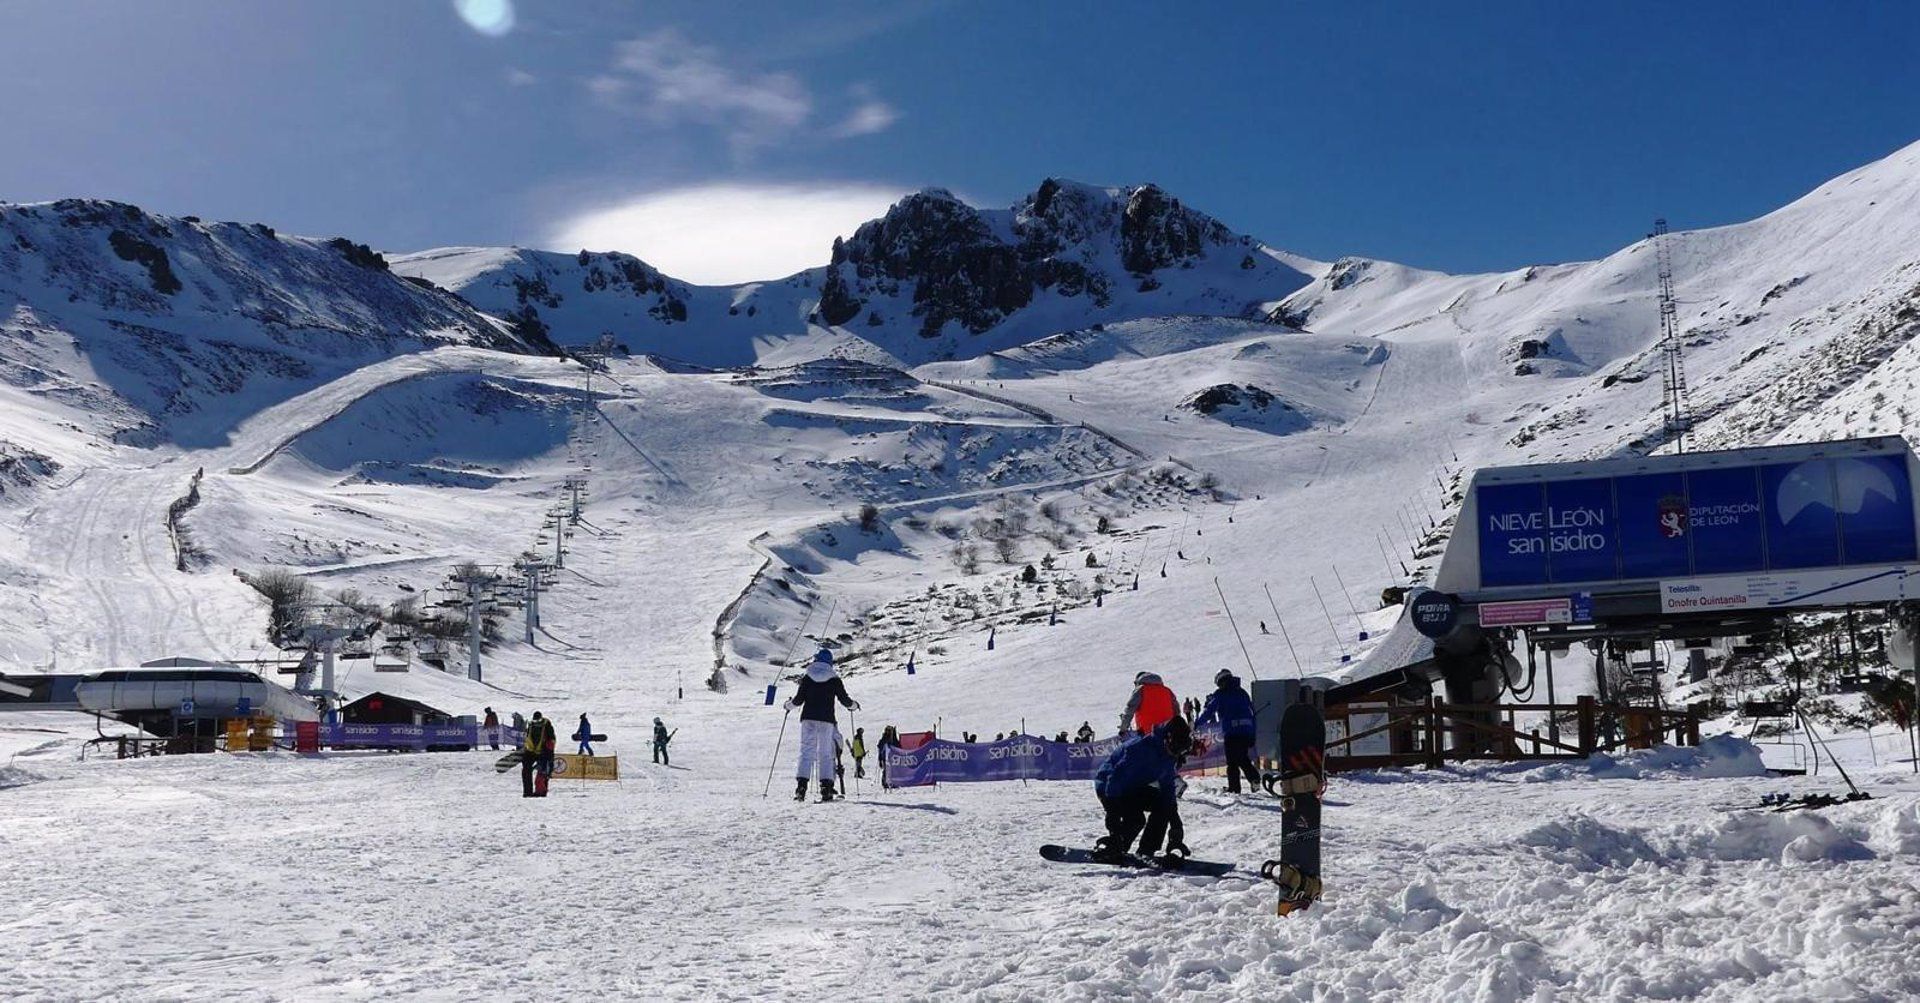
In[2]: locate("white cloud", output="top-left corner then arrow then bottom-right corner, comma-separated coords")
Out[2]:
505,67 -> 537,87
547,182 -> 907,285
590,29 -> 813,155
830,88 -> 900,138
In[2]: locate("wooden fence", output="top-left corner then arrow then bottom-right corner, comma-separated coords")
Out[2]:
1323,695 -> 1703,772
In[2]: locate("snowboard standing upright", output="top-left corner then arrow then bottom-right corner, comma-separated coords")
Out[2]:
1263,701 -> 1325,916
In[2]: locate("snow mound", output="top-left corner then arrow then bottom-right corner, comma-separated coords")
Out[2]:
1867,798 -> 1920,856
1519,735 -> 1770,782
1516,814 -> 1662,871
1684,810 -> 1874,864
0,765 -> 43,790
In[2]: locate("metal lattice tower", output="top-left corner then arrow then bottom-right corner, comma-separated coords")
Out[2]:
1653,219 -> 1693,452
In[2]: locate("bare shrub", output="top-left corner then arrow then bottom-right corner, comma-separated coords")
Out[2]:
247,568 -> 313,645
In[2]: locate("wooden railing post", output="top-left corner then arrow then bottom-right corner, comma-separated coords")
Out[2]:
1577,696 -> 1596,757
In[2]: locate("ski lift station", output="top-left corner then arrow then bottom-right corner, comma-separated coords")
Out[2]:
1443,434 -> 1919,637
1308,435 -> 1920,770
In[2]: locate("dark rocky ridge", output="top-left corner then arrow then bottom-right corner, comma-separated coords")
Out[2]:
825,181 -> 1268,338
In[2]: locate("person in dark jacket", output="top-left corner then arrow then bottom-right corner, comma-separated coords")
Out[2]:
784,649 -> 859,802
1092,717 -> 1192,862
652,717 -> 672,765
1195,669 -> 1260,794
1075,721 -> 1096,744
483,707 -> 500,751
521,711 -> 557,797
574,713 -> 594,756
876,725 -> 900,788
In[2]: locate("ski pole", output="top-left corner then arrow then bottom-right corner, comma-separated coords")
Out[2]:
762,707 -> 792,797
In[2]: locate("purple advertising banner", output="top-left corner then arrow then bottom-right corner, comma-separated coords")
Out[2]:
881,729 -> 1226,787
311,723 -> 480,749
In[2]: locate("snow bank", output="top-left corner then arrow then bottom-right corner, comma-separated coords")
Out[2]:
0,765 -> 43,790
1867,798 -> 1920,856
1516,796 -> 1920,872
1517,735 -> 1770,782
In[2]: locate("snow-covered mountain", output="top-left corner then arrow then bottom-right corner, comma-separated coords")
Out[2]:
0,199 -> 543,457
393,179 -> 1319,368
1273,138 -> 1920,460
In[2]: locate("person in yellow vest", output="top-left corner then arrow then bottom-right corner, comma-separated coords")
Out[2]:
850,727 -> 868,779
521,711 -> 557,798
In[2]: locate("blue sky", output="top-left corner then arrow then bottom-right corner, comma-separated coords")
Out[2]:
2,1 -> 1917,283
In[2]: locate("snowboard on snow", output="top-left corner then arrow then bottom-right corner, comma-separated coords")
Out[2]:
1266,702 -> 1325,917
1038,844 -> 1237,877
573,733 -> 608,743
493,751 -> 526,773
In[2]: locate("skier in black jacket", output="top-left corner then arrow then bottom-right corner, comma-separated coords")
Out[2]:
785,649 -> 859,802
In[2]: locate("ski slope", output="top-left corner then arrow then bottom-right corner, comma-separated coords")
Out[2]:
8,142 -> 1920,999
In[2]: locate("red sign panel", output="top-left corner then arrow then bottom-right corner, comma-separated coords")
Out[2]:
1478,597 -> 1572,627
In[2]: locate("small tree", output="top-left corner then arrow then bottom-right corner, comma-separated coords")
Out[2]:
1040,553 -> 1056,571
248,568 -> 313,646
858,503 -> 881,534
1021,564 -> 1039,584
1085,552 -> 1100,568
334,588 -> 382,621
1096,515 -> 1112,534
387,596 -> 420,628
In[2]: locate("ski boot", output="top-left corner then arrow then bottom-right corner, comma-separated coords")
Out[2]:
819,779 -> 837,803
1090,836 -> 1129,865
794,778 -> 808,802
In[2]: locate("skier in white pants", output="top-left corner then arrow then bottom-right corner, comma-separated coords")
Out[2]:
785,649 -> 860,802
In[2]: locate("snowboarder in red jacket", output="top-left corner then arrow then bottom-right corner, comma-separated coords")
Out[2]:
1119,671 -> 1178,736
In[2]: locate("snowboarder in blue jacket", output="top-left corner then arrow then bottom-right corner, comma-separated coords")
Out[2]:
574,713 -> 594,756
1195,669 -> 1260,794
1092,717 -> 1192,862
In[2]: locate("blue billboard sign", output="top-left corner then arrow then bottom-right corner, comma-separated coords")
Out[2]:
1477,454 -> 1918,589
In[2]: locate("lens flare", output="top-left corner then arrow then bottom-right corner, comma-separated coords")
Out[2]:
453,0 -> 514,37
